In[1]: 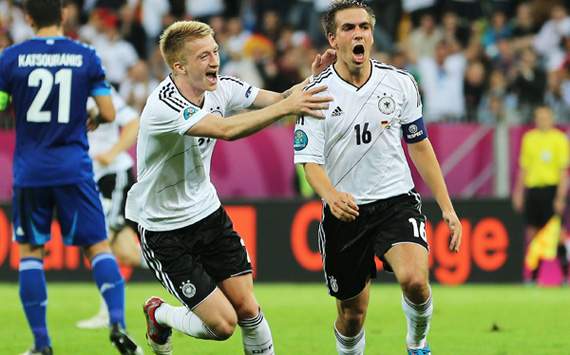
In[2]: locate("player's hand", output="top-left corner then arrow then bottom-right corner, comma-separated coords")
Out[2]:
325,190 -> 359,222
311,49 -> 336,76
443,210 -> 461,252
284,85 -> 332,118
94,151 -> 116,166
87,116 -> 99,131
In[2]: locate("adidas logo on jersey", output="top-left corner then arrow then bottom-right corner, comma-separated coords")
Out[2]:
331,106 -> 343,117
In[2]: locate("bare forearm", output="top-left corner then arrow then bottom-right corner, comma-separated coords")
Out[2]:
188,105 -> 288,141
303,163 -> 336,200
252,80 -> 307,108
409,140 -> 455,213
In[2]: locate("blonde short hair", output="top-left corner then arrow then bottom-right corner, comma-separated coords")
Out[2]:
159,21 -> 215,69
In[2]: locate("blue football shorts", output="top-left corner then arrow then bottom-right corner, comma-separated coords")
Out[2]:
12,179 -> 107,246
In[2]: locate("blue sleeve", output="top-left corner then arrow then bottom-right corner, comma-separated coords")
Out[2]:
0,53 -> 10,111
402,117 -> 428,144
87,48 -> 111,96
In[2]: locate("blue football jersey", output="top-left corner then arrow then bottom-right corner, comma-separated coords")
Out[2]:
0,36 -> 111,187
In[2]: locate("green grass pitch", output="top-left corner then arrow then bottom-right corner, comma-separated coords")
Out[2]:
2,283 -> 569,354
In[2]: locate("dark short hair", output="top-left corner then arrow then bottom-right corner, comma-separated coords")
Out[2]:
321,0 -> 376,36
24,0 -> 63,28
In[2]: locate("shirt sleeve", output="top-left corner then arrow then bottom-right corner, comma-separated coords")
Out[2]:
400,73 -> 428,143
293,115 -> 325,165
220,76 -> 259,112
87,48 -> 112,96
147,102 -> 208,136
400,73 -> 423,125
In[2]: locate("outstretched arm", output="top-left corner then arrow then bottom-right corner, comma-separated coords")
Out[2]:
187,86 -> 331,141
408,138 -> 462,252
251,49 -> 336,109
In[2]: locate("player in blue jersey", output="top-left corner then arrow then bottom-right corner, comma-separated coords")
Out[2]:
0,1 -> 142,354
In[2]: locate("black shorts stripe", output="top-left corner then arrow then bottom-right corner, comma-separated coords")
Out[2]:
140,228 -> 185,304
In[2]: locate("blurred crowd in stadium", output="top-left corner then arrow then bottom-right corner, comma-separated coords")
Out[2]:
2,0 -> 570,127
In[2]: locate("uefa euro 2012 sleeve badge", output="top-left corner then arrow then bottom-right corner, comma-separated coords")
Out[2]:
294,129 -> 309,151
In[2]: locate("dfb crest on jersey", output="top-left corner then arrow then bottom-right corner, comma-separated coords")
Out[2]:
378,96 -> 396,115
294,129 -> 308,151
180,280 -> 196,298
328,275 -> 339,293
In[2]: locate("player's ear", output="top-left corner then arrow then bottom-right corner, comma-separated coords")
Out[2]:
172,61 -> 186,75
327,32 -> 337,49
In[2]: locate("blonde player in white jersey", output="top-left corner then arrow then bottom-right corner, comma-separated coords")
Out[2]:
124,21 -> 333,355
294,2 -> 462,355
77,88 -> 148,329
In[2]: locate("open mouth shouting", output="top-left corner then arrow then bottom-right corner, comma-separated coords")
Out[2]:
206,70 -> 218,85
352,44 -> 366,64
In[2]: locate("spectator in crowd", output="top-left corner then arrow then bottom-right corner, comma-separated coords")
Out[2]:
545,68 -> 570,123
464,60 -> 487,122
118,2 -> 147,60
511,48 -> 547,123
418,39 -> 466,121
510,2 -> 537,50
119,61 -> 159,113
406,13 -> 443,63
441,10 -> 470,49
186,0 -> 225,22
534,4 -> 570,71
78,6 -> 106,44
513,106 -> 569,283
90,9 -> 140,88
478,69 -> 517,124
482,10 -> 512,58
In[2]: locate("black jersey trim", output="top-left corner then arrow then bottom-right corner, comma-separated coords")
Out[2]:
331,62 -> 373,91
305,71 -> 333,91
312,66 -> 332,82
159,85 -> 184,112
167,74 -> 204,108
219,76 -> 244,86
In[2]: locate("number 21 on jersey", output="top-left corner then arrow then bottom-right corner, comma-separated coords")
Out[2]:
27,68 -> 72,123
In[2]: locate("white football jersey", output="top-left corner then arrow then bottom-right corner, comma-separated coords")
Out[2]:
125,75 -> 259,231
294,60 -> 426,204
87,89 -> 137,181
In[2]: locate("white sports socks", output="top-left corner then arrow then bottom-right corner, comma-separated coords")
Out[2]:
334,324 -> 365,355
155,303 -> 218,339
238,310 -> 274,354
401,292 -> 433,349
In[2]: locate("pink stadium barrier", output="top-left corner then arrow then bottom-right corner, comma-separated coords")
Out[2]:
1,124 -> 569,201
